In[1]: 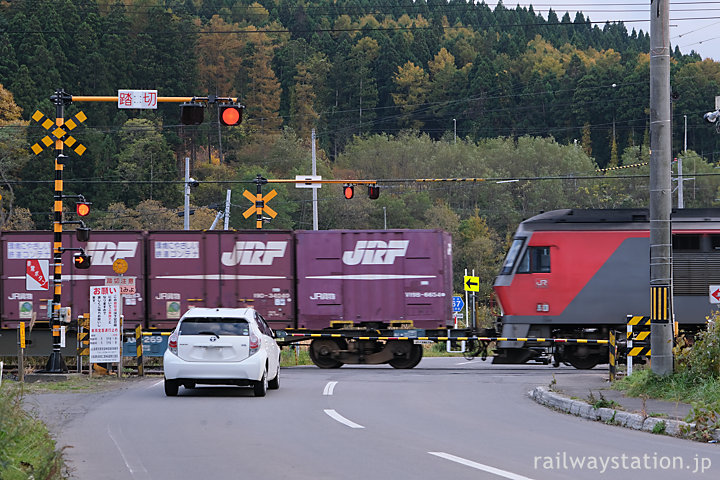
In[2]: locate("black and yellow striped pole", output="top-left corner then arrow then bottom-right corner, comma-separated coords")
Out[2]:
45,89 -> 73,373
608,331 -> 617,382
136,324 -> 144,376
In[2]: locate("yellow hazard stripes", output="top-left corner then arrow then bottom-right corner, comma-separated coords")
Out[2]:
651,286 -> 670,323
77,314 -> 90,356
30,110 -> 87,156
626,315 -> 651,359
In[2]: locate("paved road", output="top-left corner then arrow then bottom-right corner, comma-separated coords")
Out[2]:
31,358 -> 719,479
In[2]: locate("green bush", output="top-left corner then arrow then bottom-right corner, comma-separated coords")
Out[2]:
676,312 -> 720,377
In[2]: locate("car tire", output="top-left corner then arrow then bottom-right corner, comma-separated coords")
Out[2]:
164,378 -> 179,397
254,370 -> 268,397
268,366 -> 280,390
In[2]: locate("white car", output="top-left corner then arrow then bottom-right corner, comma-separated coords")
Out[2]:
163,307 -> 281,397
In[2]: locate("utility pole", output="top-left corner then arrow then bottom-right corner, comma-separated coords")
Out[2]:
649,0 -> 673,375
311,129 -> 319,230
184,157 -> 190,230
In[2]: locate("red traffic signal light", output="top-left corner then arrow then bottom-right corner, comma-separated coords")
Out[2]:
73,253 -> 91,269
219,104 -> 244,126
368,185 -> 380,199
343,185 -> 354,199
76,202 -> 90,216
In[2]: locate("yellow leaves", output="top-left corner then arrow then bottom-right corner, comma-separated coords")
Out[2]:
0,84 -> 23,125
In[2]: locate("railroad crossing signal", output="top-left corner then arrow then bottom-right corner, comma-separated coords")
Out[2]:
464,275 -> 480,292
243,188 -> 277,228
30,110 -> 87,156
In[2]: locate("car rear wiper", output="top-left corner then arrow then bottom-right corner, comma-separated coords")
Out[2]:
196,331 -> 220,338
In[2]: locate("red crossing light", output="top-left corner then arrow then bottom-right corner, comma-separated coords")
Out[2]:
343,185 -> 354,199
76,202 -> 90,217
219,104 -> 244,126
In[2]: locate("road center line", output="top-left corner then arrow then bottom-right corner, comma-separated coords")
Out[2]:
323,381 -> 338,395
429,452 -> 535,480
146,380 -> 163,389
324,409 -> 365,429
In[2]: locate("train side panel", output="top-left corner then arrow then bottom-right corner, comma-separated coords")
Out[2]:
295,229 -> 452,330
146,231 -> 295,330
1,231 -> 146,329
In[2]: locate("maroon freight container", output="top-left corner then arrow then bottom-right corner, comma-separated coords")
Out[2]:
146,231 -> 295,330
1,231 -> 146,329
295,229 -> 453,330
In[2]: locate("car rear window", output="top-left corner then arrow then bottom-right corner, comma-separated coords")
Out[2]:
179,318 -> 250,336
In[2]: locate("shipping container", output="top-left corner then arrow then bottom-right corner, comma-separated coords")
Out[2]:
295,229 -> 453,330
146,231 -> 295,330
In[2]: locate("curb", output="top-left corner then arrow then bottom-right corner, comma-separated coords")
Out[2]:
528,386 -> 720,442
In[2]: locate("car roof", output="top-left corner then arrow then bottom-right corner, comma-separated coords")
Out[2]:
180,307 -> 256,320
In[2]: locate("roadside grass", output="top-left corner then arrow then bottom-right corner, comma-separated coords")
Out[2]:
614,367 -> 720,406
0,382 -> 65,480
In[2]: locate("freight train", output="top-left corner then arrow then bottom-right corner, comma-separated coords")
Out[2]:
493,208 -> 720,369
0,229 -> 454,368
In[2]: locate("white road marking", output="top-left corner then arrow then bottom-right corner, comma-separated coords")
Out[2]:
429,452 -> 536,480
324,409 -> 365,429
455,361 -> 475,365
323,381 -> 338,395
145,380 -> 163,389
108,424 -> 150,478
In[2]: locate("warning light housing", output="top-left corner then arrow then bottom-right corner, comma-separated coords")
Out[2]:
73,253 -> 91,269
219,103 -> 244,126
76,202 -> 90,217
343,185 -> 354,199
180,102 -> 205,125
368,185 -> 380,199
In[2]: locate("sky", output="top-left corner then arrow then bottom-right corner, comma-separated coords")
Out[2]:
485,1 -> 720,61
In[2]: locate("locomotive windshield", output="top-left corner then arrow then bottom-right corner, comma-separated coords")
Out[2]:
500,238 -> 525,274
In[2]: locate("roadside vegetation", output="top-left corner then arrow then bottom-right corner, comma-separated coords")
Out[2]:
615,313 -> 720,439
0,382 -> 65,480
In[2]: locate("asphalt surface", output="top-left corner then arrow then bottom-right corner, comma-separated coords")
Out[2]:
19,358 -> 720,480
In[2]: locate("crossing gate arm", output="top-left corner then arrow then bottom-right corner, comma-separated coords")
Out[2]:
279,332 -> 608,344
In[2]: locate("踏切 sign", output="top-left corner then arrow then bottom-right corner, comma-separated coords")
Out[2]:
118,90 -> 158,109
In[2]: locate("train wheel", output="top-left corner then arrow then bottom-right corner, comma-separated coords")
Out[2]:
567,354 -> 599,370
309,339 -> 344,369
389,344 -> 423,369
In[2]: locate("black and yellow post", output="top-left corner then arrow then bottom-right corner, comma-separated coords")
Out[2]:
650,285 -> 671,371
46,89 -> 73,373
77,314 -> 90,373
608,330 -> 617,382
136,324 -> 144,376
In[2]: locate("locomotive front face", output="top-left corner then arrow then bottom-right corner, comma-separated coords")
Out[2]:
494,227 -> 650,328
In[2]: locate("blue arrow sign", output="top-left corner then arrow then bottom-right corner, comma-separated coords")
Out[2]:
452,296 -> 464,312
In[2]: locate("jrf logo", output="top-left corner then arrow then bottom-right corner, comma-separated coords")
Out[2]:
86,242 -> 139,266
342,240 -> 409,265
221,241 -> 287,266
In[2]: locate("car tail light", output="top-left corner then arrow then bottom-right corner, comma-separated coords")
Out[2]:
168,331 -> 178,355
249,333 -> 260,356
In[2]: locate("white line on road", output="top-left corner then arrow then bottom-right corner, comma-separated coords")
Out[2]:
324,409 -> 365,429
108,424 -> 150,479
455,361 -> 475,365
146,380 -> 163,389
429,452 -> 536,480
323,381 -> 338,395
